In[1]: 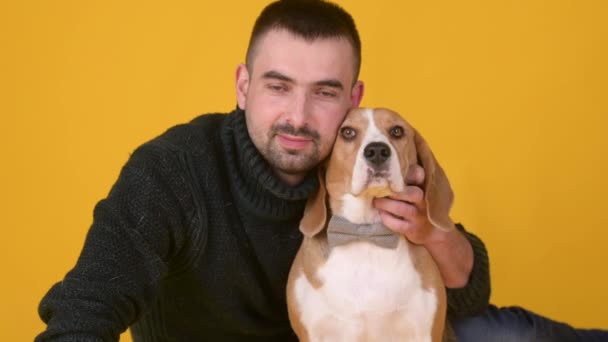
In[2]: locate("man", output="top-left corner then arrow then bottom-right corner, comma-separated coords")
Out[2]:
36,1 -> 606,341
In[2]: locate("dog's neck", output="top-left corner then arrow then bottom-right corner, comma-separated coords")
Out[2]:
326,215 -> 400,250
330,192 -> 383,225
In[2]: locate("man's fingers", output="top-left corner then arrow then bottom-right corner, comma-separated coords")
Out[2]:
406,164 -> 425,185
379,186 -> 424,206
373,197 -> 418,219
378,210 -> 413,235
404,186 -> 424,205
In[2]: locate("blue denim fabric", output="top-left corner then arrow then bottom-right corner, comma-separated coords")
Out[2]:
451,305 -> 608,342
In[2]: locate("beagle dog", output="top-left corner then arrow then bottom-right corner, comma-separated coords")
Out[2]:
287,108 -> 455,342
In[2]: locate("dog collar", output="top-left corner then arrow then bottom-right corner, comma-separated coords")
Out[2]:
326,216 -> 400,250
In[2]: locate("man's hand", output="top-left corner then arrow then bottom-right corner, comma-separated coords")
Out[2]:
372,165 -> 474,288
373,165 -> 447,245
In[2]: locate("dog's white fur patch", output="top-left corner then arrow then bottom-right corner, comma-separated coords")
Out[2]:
294,238 -> 437,341
337,193 -> 381,224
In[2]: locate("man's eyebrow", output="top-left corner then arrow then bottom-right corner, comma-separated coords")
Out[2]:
262,70 -> 294,83
314,79 -> 344,90
262,70 -> 344,90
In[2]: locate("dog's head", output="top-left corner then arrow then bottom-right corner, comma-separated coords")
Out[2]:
299,107 -> 454,237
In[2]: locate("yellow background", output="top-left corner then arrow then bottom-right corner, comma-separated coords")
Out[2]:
1,0 -> 607,340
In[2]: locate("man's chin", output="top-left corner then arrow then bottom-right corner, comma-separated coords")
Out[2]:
271,159 -> 318,175
265,146 -> 320,174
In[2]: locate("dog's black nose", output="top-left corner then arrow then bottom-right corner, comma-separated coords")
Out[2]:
364,142 -> 391,165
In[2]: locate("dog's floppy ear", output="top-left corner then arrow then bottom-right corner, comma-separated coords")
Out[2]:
414,130 -> 454,231
299,166 -> 328,237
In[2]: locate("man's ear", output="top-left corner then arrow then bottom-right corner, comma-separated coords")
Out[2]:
236,64 -> 249,110
350,80 -> 364,108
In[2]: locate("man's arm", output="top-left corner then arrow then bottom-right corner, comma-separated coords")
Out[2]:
36,144 -> 194,341
373,165 -> 490,316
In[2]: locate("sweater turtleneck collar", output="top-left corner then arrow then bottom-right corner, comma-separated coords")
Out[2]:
220,108 -> 319,221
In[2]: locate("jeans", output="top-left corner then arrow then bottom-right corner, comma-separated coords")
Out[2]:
452,305 -> 608,342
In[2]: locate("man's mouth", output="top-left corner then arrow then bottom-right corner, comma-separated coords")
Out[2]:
277,134 -> 313,150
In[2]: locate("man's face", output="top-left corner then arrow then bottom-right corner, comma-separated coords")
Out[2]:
236,29 -> 363,185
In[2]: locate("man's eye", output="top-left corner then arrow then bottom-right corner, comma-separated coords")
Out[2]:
268,84 -> 287,92
389,126 -> 404,138
318,90 -> 337,98
340,126 -> 357,140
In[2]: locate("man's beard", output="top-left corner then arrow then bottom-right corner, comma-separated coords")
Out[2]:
262,123 -> 321,174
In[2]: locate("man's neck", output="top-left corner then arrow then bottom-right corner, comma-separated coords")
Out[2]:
273,169 -> 306,187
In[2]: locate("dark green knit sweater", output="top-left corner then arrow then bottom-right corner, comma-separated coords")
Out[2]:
36,108 -> 490,341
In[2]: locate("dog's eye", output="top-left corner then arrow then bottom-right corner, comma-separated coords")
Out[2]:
389,126 -> 404,139
340,126 -> 357,140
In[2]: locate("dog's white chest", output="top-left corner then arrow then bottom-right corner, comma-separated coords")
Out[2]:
293,238 -> 438,341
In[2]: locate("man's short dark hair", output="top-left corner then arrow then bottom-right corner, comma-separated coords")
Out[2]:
246,0 -> 361,82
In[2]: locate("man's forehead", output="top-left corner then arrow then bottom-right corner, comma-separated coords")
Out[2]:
249,29 -> 357,84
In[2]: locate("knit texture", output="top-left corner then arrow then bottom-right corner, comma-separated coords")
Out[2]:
36,108 -> 490,341
447,223 -> 491,318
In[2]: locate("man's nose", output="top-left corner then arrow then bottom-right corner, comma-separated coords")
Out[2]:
286,91 -> 311,128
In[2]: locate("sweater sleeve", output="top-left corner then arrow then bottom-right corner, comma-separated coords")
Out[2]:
446,223 -> 491,318
35,144 -> 194,341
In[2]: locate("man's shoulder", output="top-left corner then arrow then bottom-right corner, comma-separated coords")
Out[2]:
170,111 -> 228,138
147,111 -> 231,155
188,112 -> 228,128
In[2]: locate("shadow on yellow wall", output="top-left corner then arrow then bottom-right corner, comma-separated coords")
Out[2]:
1,1 -> 606,340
